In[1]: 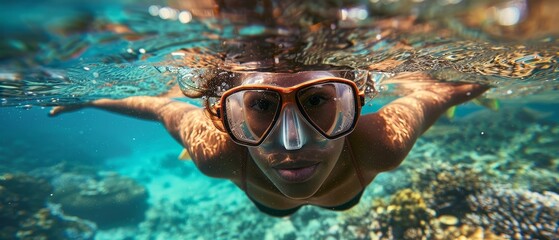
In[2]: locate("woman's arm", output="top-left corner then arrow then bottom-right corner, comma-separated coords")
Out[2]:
349,72 -> 489,173
50,90 -> 246,180
170,108 -> 246,180
49,84 -> 187,120
50,96 -> 188,121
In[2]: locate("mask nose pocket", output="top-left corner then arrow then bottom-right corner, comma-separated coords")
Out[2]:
281,106 -> 306,150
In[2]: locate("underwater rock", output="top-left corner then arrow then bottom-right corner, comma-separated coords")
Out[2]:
51,172 -> 148,229
466,189 -> 559,240
29,161 -> 99,183
0,173 -> 52,224
0,173 -> 96,239
16,204 -> 97,240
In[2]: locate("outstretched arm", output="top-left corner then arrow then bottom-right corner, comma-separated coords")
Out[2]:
50,86 -> 246,180
349,72 -> 489,173
49,84 -> 187,120
49,94 -> 206,156
50,96 -> 189,120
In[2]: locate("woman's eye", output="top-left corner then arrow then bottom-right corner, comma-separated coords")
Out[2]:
250,99 -> 274,112
305,94 -> 328,107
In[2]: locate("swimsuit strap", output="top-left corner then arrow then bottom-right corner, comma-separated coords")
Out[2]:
346,138 -> 366,189
241,148 -> 249,192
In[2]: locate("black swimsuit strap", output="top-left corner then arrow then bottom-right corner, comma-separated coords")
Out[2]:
241,148 -> 248,192
346,138 -> 366,189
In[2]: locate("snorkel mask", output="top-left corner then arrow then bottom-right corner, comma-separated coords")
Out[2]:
215,71 -> 367,150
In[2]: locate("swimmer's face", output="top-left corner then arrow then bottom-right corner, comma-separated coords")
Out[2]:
244,72 -> 346,199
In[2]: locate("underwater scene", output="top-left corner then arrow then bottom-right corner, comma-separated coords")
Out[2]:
1,0 -> 558,239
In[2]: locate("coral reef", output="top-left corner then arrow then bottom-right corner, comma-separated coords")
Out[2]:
51,172 -> 148,229
1,106 -> 556,239
370,189 -> 436,240
287,206 -> 339,240
432,224 -> 506,240
336,188 -> 436,240
0,174 -> 52,225
91,107 -> 558,239
0,173 -> 96,239
114,191 -> 279,239
422,108 -> 555,153
332,161 -> 558,240
466,189 -> 559,240
410,163 -> 490,218
420,108 -> 559,193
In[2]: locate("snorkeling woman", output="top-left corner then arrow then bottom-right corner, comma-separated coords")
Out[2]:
50,70 -> 488,217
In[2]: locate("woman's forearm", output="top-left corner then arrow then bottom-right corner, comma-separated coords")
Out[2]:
89,97 -> 186,121
380,83 -> 488,139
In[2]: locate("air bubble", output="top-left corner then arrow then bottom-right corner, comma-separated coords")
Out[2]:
148,5 -> 160,16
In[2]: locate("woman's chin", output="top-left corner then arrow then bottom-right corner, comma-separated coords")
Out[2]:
270,171 -> 325,199
276,185 -> 319,199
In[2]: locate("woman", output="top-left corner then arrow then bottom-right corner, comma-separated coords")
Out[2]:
51,69 -> 488,217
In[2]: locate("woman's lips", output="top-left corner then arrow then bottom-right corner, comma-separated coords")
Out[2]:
273,163 -> 319,183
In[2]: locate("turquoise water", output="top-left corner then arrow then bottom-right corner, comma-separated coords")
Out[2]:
1,0 -> 558,239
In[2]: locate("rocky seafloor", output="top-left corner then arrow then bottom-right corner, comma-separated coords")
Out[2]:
1,107 -> 558,239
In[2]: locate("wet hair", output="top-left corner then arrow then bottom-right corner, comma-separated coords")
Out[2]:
175,68 -> 239,130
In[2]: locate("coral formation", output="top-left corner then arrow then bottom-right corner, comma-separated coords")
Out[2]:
0,173 -> 96,239
410,163 -> 489,218
89,107 -> 556,239
420,108 -> 559,193
337,188 -> 436,240
2,104 -> 557,239
333,160 -> 558,240
131,194 -> 277,239
466,189 -> 559,239
51,172 -> 148,229
433,224 -> 505,240
371,188 -> 436,240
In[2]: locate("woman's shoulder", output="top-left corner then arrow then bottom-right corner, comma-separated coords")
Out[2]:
177,109 -> 247,180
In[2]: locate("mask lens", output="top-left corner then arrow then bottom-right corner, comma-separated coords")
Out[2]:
224,90 -> 281,144
297,82 -> 357,138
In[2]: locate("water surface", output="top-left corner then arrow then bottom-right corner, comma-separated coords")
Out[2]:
1,0 -> 558,239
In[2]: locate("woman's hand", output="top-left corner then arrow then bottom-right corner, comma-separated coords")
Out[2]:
49,104 -> 89,117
